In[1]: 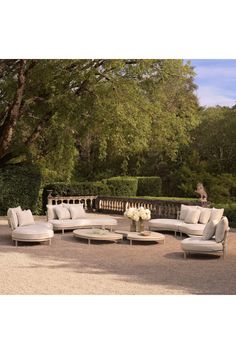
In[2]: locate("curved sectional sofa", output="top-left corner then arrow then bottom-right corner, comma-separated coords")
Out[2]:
47,203 -> 117,234
148,205 -> 224,237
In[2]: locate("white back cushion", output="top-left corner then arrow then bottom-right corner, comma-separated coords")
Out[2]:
7,206 -> 22,230
47,204 -> 63,220
69,204 -> 86,219
202,220 -> 218,240
198,207 -> 211,224
215,217 -> 229,243
180,205 -> 198,220
17,209 -> 35,226
55,206 -> 71,220
210,208 -> 224,223
184,209 -> 201,224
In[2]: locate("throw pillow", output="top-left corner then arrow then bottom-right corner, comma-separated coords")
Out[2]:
198,207 -> 212,224
17,209 -> 35,226
69,204 -> 86,219
46,204 -> 63,220
55,206 -> 71,220
180,205 -> 197,220
184,208 -> 201,224
215,217 -> 229,243
210,208 -> 224,223
7,206 -> 22,229
202,220 -> 218,240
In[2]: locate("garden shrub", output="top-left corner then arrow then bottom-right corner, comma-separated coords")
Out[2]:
0,163 -> 41,215
42,181 -> 110,211
137,176 -> 162,196
104,177 -> 138,197
214,203 -> 236,228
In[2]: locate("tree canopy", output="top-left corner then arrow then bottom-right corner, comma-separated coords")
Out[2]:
0,59 -> 199,181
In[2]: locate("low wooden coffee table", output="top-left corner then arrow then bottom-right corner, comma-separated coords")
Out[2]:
126,231 -> 165,245
73,228 -> 123,245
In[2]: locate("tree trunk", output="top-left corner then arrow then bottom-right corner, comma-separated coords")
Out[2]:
0,59 -> 27,160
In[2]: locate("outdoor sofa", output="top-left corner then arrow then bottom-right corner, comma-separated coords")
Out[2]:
181,216 -> 230,258
7,206 -> 54,246
47,203 -> 117,235
148,204 -> 224,237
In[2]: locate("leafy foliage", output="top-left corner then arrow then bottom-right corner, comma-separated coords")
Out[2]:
137,177 -> 162,196
104,177 -> 138,197
0,164 -> 41,214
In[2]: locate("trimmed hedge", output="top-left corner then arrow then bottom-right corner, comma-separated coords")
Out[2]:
104,177 -> 138,197
42,181 -> 110,211
137,176 -> 162,196
0,164 -> 41,215
214,203 -> 236,228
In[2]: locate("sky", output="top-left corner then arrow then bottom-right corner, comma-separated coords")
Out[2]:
189,59 -> 236,107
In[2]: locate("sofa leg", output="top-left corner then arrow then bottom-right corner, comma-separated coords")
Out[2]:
61,229 -> 64,238
49,239 -> 51,246
183,251 -> 187,259
15,240 -> 18,247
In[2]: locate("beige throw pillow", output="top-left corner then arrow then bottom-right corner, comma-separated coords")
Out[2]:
47,204 -> 63,220
210,208 -> 224,223
202,220 -> 218,240
180,205 -> 198,220
184,209 -> 201,224
198,207 -> 212,224
215,217 -> 229,243
69,204 -> 85,219
7,206 -> 22,229
17,209 -> 35,226
55,206 -> 71,220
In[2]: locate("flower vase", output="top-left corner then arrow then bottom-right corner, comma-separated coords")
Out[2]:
138,219 -> 145,233
130,219 -> 136,232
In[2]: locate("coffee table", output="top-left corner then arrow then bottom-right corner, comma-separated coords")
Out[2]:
126,231 -> 165,245
73,228 -> 123,245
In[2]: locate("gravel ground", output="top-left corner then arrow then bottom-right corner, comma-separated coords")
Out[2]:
1,215 -> 236,295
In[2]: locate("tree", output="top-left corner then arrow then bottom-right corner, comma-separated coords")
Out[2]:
0,59 -> 200,182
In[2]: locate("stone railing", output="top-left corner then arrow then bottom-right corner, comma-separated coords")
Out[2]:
47,195 -> 97,211
95,196 -> 206,219
47,195 -> 207,218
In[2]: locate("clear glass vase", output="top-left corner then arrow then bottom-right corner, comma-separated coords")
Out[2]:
138,219 -> 145,233
130,219 -> 136,232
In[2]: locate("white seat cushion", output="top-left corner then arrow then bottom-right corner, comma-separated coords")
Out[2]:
181,237 -> 223,252
179,223 -> 205,236
148,219 -> 185,231
12,224 -> 54,241
50,217 -> 117,230
35,221 -> 53,230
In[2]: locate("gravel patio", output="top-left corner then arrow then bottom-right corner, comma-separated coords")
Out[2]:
1,214 -> 236,295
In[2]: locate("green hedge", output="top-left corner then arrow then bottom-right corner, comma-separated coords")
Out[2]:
0,164 -> 41,215
104,177 -> 138,197
42,181 -> 110,211
137,176 -> 162,196
214,203 -> 236,228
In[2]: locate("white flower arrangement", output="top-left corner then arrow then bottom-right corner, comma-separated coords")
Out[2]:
124,207 -> 151,221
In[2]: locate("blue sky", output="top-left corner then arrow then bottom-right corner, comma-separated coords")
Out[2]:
189,59 -> 236,107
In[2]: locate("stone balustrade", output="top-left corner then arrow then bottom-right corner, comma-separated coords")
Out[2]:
47,195 -> 207,218
47,195 -> 97,211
